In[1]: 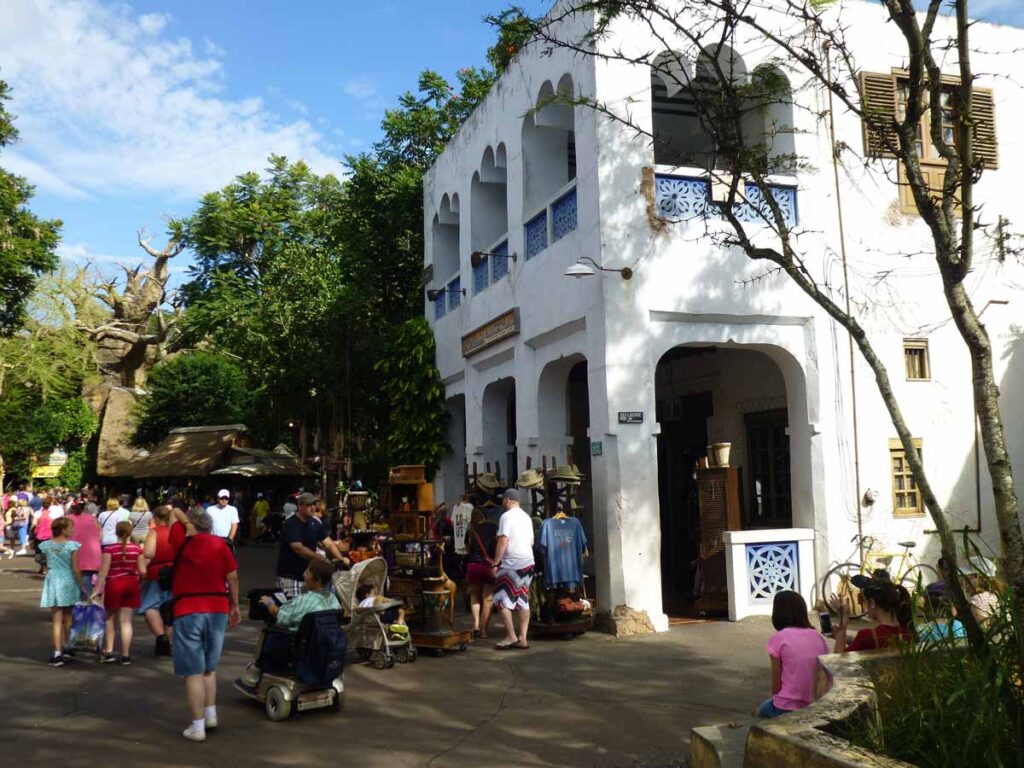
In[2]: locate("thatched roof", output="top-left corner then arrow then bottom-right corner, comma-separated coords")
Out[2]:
210,445 -> 314,477
96,387 -> 145,477
132,424 -> 249,479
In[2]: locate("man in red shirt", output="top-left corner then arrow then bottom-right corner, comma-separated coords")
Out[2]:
171,509 -> 240,742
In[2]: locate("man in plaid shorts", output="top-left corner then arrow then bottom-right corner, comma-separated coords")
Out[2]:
276,492 -> 349,598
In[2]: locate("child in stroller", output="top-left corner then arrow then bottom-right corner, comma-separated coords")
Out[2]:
334,557 -> 416,669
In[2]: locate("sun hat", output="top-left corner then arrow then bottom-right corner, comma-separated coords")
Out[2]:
550,465 -> 582,484
516,468 -> 544,489
476,472 -> 501,492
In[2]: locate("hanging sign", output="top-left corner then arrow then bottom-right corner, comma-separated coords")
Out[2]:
462,308 -> 520,357
618,411 -> 644,424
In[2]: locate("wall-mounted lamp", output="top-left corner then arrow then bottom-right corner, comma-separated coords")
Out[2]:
564,256 -> 633,280
470,249 -> 518,268
426,286 -> 467,302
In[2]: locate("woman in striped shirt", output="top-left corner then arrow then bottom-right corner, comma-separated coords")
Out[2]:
91,521 -> 146,664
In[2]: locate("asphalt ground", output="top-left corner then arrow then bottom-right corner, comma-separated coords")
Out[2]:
0,544 -> 769,768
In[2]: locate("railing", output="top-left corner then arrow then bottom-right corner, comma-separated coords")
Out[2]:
472,238 -> 511,295
654,173 -> 798,228
524,182 -> 577,261
432,272 -> 462,321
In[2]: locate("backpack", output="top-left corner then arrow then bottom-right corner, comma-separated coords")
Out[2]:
295,610 -> 347,687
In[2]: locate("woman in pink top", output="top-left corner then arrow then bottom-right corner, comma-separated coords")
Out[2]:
67,499 -> 103,594
759,590 -> 829,718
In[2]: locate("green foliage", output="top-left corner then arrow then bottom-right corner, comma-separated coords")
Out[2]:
133,350 -> 257,446
485,9 -> 538,73
373,317 -> 449,476
0,79 -> 61,336
840,589 -> 1021,766
0,269 -> 101,484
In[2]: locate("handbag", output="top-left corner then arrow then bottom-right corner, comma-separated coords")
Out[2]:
158,533 -> 192,591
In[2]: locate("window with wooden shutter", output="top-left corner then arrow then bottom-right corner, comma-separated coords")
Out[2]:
890,438 -> 924,518
860,71 -> 998,171
903,339 -> 930,381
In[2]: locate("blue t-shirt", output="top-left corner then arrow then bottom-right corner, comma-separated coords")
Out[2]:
917,618 -> 967,643
539,517 -> 587,588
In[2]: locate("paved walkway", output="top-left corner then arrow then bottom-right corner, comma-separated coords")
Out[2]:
0,546 -> 769,768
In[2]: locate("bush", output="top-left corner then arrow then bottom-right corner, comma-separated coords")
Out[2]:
843,590 -> 1021,767
133,350 -> 257,445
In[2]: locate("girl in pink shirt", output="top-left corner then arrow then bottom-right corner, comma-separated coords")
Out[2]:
759,591 -> 829,718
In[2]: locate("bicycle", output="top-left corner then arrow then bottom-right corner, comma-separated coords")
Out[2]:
819,534 -> 940,618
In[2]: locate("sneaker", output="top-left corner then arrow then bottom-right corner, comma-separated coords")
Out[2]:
182,723 -> 206,742
118,656 -> 132,666
205,714 -> 218,729
155,635 -> 172,657
15,548 -> 27,556
48,653 -> 65,667
99,652 -> 117,664
5,549 -> 13,559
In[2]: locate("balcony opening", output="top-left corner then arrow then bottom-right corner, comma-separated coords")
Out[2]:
431,193 -> 460,283
522,74 -> 576,215
471,144 -> 510,292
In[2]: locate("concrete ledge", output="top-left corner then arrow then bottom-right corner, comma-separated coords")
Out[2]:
691,722 -> 753,768
742,651 -> 914,768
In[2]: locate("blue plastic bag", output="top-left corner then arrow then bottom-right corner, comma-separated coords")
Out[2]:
68,601 -> 105,651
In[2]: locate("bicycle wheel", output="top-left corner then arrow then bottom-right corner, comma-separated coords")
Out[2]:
900,563 -> 940,592
820,563 -> 867,619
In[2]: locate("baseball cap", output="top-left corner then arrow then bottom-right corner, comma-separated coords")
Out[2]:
502,488 -> 521,503
296,492 -> 317,505
217,489 -> 230,499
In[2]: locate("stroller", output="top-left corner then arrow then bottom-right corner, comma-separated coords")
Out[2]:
333,557 -> 417,669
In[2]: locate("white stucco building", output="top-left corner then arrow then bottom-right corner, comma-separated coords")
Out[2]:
423,0 -> 1024,629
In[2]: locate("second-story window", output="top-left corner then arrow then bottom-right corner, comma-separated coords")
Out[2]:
903,339 -> 930,381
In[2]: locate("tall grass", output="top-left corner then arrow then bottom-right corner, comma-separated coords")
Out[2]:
842,589 -> 1024,768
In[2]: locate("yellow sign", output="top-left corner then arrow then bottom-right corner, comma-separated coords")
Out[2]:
31,465 -> 62,479
461,308 -> 520,357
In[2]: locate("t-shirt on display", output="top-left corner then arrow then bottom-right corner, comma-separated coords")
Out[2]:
539,516 -> 587,588
451,502 -> 474,555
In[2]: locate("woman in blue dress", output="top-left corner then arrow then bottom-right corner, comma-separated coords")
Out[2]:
39,517 -> 86,666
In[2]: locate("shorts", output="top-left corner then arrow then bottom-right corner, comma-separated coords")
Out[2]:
493,564 -> 534,611
173,612 -> 229,676
466,562 -> 495,586
103,576 -> 141,611
137,579 -> 172,614
276,576 -> 304,599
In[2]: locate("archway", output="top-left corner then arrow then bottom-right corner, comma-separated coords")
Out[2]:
482,377 -> 517,483
655,344 -> 795,616
438,394 -> 467,510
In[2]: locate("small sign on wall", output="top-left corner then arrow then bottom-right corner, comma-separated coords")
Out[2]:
617,411 -> 644,424
591,440 -> 603,456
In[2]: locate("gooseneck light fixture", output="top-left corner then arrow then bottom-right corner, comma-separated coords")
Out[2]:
426,286 -> 467,302
470,249 -> 519,268
564,256 -> 633,280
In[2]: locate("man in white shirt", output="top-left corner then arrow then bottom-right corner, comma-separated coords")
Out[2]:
206,489 -> 239,541
451,495 -> 474,556
492,488 -> 535,650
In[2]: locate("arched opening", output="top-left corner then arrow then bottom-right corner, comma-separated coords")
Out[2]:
655,345 -> 794,617
431,193 -> 460,282
745,65 -> 795,173
438,394 -> 467,510
521,76 -> 576,215
470,145 -> 510,292
482,377 -> 517,482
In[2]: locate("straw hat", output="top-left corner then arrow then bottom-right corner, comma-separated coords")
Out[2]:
475,472 -> 501,492
550,464 -> 582,483
516,468 -> 545,489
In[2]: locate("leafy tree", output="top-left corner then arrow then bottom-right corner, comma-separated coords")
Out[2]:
373,317 -> 449,475
0,268 -> 101,483
133,350 -> 256,446
0,78 -> 61,336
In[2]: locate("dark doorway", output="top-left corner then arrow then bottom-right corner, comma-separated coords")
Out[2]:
506,392 -> 518,481
566,361 -> 592,533
744,408 -> 792,528
657,390 -> 712,614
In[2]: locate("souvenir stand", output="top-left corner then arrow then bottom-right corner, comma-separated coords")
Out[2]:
384,465 -> 472,656
521,456 -> 594,638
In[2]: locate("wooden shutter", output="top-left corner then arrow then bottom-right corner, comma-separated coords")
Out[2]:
860,71 -> 898,158
972,87 -> 999,170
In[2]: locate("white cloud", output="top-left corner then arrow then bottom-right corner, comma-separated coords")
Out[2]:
0,0 -> 339,200
342,77 -> 377,100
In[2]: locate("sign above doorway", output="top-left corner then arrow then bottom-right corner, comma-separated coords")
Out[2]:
617,411 -> 644,424
461,308 -> 520,357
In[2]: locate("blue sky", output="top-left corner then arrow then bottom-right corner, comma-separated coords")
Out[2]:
1,0 -> 1021,288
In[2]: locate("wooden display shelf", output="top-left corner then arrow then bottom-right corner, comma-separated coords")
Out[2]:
411,629 -> 472,656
